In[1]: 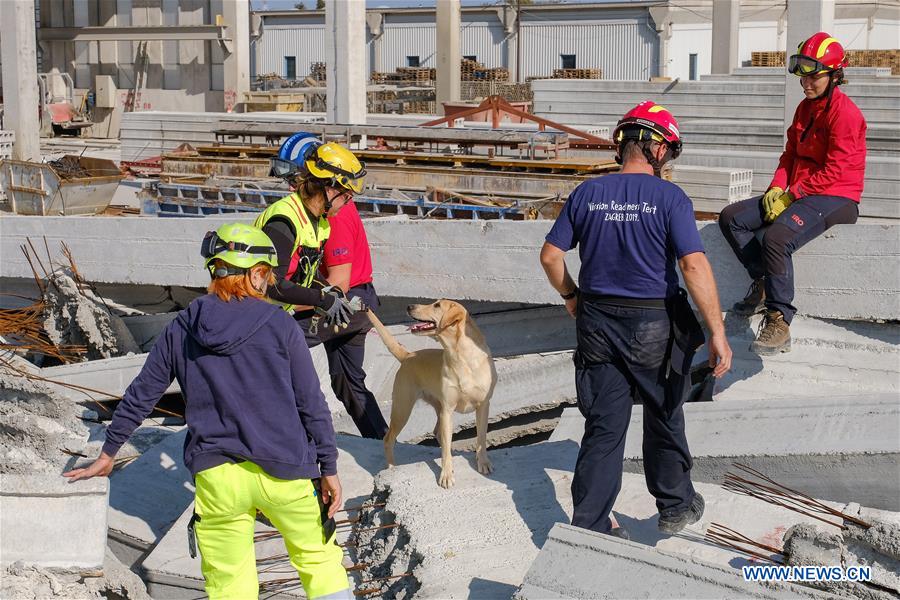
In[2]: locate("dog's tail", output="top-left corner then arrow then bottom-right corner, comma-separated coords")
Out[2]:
366,310 -> 411,362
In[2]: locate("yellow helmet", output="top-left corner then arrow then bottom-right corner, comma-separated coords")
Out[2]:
305,142 -> 366,193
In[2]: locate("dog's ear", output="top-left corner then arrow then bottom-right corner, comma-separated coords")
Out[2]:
439,302 -> 466,333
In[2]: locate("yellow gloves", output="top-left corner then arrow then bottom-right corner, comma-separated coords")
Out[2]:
762,187 -> 795,223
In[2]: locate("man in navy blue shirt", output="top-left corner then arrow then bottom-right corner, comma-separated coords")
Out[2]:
540,102 -> 732,537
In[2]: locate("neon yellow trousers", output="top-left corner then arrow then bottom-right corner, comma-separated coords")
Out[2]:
194,461 -> 350,600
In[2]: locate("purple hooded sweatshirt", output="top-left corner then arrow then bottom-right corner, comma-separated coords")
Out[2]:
102,294 -> 338,479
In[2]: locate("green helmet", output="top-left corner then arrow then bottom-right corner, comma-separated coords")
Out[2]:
199,223 -> 278,278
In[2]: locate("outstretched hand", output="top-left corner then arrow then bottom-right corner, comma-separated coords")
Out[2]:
63,452 -> 115,482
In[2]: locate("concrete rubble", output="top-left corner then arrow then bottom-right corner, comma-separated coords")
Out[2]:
0,366 -> 89,475
42,271 -> 140,360
783,519 -> 900,599
1,550 -> 151,600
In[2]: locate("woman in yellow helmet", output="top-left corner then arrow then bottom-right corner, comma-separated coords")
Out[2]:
66,223 -> 352,600
261,135 -> 388,439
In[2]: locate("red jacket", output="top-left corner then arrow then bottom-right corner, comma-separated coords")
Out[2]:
770,86 -> 867,202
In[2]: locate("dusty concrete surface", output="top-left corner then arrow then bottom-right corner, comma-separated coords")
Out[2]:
0,367 -> 89,474
515,523 -> 831,600
350,438 -> 894,599
42,272 -> 140,360
1,549 -> 150,600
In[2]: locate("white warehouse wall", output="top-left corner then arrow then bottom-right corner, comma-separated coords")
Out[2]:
668,17 -> 898,81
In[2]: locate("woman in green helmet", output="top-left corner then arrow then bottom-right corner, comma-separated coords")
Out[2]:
66,223 -> 352,600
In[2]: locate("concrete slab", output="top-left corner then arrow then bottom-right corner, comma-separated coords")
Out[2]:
140,435 -> 438,597
352,439 -> 890,599
0,475 -> 109,570
2,217 -> 897,321
106,428 -> 194,567
551,391 -> 900,510
515,523 -> 832,600
39,354 -> 181,403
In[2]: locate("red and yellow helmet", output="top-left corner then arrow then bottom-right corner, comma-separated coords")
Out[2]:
613,101 -> 683,158
789,32 -> 848,76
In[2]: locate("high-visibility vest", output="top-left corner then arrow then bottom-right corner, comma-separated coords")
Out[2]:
254,193 -> 330,312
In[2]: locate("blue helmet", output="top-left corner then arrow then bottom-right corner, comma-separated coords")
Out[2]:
270,131 -> 321,179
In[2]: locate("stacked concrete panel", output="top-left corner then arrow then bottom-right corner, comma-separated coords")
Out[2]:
533,76 -> 900,219
2,217 -> 898,321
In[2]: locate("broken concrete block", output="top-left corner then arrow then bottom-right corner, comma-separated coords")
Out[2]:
515,523 -> 830,599
551,391 -> 900,511
783,521 -> 900,599
0,475 -> 108,570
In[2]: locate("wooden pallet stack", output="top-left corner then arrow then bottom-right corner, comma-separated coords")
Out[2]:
310,62 -> 327,81
752,49 -> 899,74
461,58 -> 510,82
751,51 -> 785,67
551,68 -> 602,79
396,67 -> 436,83
848,49 -> 900,75
461,81 -> 532,103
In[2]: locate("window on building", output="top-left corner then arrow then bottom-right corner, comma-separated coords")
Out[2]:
284,56 -> 297,80
407,56 -> 420,67
561,54 -> 576,69
689,53 -> 698,81
463,55 -> 477,62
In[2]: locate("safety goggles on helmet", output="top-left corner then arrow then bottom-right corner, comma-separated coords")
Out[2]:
270,156 -> 302,179
200,226 -> 278,278
615,123 -> 682,160
788,54 -> 833,76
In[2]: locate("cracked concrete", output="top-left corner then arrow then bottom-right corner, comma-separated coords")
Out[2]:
42,272 -> 140,360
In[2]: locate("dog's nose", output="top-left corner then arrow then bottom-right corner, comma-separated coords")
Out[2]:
407,304 -> 416,312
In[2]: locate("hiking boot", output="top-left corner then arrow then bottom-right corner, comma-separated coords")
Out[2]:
732,278 -> 766,314
609,526 -> 630,541
658,493 -> 705,534
750,310 -> 791,355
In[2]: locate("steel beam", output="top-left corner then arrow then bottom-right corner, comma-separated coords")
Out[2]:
37,25 -> 227,42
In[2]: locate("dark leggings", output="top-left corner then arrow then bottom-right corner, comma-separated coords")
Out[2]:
718,194 -> 858,323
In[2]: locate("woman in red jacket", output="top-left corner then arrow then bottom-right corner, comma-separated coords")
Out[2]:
719,32 -> 866,355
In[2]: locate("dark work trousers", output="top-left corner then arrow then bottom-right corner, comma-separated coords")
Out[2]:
718,194 -> 858,324
571,297 -> 695,535
297,283 -> 388,439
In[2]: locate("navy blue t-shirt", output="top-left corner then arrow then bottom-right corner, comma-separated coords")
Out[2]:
546,173 -> 704,299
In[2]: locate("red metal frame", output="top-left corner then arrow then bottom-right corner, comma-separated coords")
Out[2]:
420,95 -> 616,150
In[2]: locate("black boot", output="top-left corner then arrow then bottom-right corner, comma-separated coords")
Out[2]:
658,493 -> 705,534
733,278 -> 765,315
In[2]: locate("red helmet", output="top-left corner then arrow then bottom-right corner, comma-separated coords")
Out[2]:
613,101 -> 682,158
789,32 -> 848,76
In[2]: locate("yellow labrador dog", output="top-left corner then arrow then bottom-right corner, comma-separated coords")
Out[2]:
367,300 -> 496,488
